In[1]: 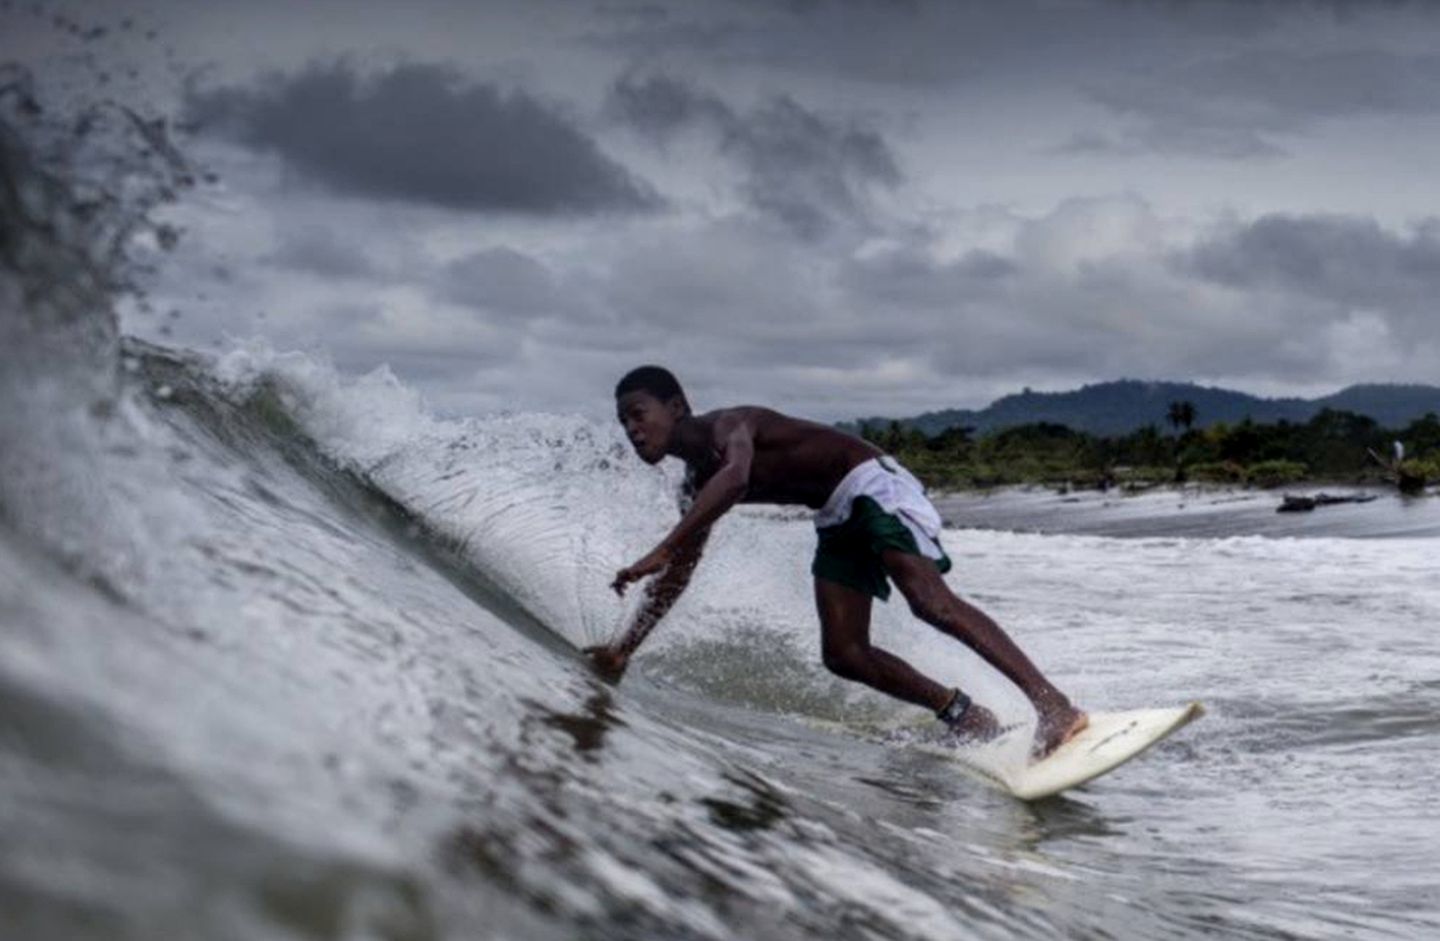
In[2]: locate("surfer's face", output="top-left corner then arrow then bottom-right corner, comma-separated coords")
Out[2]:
616,390 -> 681,465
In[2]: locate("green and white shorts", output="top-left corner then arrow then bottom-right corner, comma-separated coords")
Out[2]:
811,456 -> 952,601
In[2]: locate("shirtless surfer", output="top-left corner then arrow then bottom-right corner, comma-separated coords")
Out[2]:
587,365 -> 1088,758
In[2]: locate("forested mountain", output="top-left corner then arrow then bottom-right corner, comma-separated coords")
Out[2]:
852,381 -> 1440,437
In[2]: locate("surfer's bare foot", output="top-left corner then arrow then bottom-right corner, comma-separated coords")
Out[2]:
943,702 -> 1003,745
1033,706 -> 1087,759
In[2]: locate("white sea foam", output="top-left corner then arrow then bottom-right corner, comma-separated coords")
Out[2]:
213,343 -> 685,647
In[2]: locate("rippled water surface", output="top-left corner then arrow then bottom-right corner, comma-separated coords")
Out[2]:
4,339 -> 1437,941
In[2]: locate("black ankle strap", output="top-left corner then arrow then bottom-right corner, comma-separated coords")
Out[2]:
937,688 -> 972,725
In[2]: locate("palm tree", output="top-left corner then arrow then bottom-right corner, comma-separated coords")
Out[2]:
1166,400 -> 1198,483
1166,400 -> 1197,435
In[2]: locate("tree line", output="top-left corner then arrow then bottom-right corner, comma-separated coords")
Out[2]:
859,402 -> 1440,492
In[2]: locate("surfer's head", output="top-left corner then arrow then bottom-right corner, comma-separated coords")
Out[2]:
615,366 -> 690,465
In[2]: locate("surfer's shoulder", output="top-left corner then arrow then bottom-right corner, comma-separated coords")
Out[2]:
694,404 -> 776,424
696,405 -> 788,443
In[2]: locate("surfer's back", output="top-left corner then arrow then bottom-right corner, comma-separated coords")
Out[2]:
687,406 -> 882,509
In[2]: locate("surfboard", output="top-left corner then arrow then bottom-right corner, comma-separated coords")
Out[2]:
951,703 -> 1204,800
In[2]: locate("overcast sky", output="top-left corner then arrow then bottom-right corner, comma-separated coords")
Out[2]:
7,0 -> 1440,420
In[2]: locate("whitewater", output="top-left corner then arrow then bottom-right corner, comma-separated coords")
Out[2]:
3,87 -> 1440,941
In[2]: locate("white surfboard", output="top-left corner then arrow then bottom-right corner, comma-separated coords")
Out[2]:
955,703 -> 1204,800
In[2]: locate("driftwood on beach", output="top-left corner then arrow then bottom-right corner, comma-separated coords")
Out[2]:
1277,493 -> 1379,513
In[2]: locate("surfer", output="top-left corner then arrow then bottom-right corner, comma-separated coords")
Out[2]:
587,366 -> 1088,758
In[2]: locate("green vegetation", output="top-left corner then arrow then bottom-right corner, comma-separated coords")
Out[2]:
858,407 -> 1440,493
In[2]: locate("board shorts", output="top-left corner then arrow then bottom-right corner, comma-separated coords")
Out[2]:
811,455 -> 952,601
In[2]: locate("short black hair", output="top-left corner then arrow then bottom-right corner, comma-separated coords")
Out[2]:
615,365 -> 689,412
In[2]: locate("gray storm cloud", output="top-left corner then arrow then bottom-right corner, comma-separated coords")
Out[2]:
608,71 -> 900,239
827,197 -> 1438,386
184,61 -> 661,214
55,0 -> 1440,418
1182,214 -> 1440,337
593,1 -> 1440,162
262,224 -> 379,279
439,248 -> 568,320
1072,50 -> 1440,159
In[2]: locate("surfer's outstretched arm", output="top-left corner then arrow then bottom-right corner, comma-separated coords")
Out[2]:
610,416 -> 753,594
586,530 -> 708,680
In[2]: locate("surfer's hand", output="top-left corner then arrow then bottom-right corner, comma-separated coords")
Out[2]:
611,546 -> 671,595
583,644 -> 629,681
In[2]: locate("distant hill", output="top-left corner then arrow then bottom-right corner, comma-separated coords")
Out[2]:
850,381 -> 1440,438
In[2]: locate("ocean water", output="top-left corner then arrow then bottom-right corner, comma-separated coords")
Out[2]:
4,89 -> 1440,941
933,485 -> 1440,541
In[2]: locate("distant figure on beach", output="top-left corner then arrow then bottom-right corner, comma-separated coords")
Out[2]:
587,365 -> 1088,758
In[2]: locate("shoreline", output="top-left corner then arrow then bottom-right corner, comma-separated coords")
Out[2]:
930,481 -> 1440,540
930,478 -> 1436,500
